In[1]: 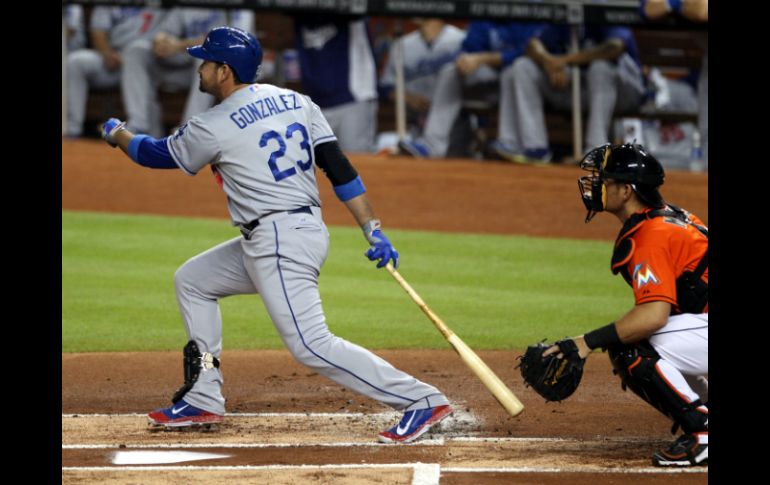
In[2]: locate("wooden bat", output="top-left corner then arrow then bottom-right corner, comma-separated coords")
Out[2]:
384,263 -> 524,417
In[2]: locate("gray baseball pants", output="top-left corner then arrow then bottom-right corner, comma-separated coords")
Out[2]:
175,208 -> 448,415
65,49 -> 121,137
498,53 -> 645,152
420,64 -> 499,157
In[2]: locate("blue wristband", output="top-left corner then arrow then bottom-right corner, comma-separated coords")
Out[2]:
333,176 -> 366,201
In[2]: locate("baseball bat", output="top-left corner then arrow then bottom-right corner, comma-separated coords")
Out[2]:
384,263 -> 525,417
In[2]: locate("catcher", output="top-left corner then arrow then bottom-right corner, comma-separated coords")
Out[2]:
520,143 -> 708,467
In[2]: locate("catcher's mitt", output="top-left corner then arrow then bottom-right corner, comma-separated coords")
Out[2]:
518,339 -> 585,402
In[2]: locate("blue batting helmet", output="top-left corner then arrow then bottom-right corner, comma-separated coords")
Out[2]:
188,26 -> 262,83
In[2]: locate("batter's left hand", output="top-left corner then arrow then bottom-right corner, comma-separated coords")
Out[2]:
102,117 -> 126,147
365,229 -> 399,269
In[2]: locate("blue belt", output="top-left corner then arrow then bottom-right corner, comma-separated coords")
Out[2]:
240,206 -> 313,239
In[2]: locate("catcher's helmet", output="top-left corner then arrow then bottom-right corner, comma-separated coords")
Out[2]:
188,26 -> 262,83
578,143 -> 665,222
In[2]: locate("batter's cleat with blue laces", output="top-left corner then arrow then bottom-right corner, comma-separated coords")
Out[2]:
147,399 -> 224,428
651,433 -> 708,467
378,404 -> 453,443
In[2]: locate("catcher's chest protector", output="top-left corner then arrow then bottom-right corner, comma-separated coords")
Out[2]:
610,206 -> 708,314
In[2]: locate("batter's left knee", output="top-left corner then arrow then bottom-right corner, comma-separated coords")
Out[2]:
173,264 -> 195,293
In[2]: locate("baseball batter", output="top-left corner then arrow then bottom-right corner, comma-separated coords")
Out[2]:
543,142 -> 708,467
101,26 -> 452,444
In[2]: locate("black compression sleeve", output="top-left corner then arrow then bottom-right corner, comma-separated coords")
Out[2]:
314,141 -> 358,186
583,323 -> 622,350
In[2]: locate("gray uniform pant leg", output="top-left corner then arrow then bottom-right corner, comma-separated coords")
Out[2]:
585,54 -> 644,149
121,39 -> 164,138
497,62 -> 525,151
243,212 -> 448,411
322,100 -> 377,153
421,64 -> 465,157
174,237 -> 258,415
509,57 -> 566,150
698,48 -> 708,163
66,49 -> 121,136
422,64 -> 499,157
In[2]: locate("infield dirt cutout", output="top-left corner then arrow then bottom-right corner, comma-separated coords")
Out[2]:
63,141 -> 708,483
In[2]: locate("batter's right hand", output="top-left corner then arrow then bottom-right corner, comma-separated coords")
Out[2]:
365,229 -> 399,269
102,117 -> 126,147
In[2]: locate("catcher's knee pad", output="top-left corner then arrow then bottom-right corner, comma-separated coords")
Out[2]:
171,340 -> 221,403
608,343 -> 707,434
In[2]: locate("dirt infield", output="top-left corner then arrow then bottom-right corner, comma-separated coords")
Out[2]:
62,139 -> 708,483
62,352 -> 707,483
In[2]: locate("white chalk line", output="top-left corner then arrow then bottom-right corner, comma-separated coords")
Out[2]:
411,463 -> 441,485
63,439 -> 446,449
65,435 -> 654,450
442,466 -> 708,474
64,412 -> 706,476
61,464 -> 707,474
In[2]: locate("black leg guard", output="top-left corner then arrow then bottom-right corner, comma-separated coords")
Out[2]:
608,342 -> 707,435
171,340 -> 221,404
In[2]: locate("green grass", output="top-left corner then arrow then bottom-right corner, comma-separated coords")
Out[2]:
62,210 -> 631,352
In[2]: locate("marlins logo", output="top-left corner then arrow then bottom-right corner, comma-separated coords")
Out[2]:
633,263 -> 660,288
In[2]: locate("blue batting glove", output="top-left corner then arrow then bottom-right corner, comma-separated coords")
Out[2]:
102,117 -> 126,147
364,221 -> 399,269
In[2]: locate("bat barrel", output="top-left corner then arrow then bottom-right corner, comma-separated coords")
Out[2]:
385,264 -> 524,417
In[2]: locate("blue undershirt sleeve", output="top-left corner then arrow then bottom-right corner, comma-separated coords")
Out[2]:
127,135 -> 179,169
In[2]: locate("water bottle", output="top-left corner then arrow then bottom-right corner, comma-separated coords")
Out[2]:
689,129 -> 705,172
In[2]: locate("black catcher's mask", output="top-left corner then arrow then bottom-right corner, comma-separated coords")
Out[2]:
578,143 -> 666,223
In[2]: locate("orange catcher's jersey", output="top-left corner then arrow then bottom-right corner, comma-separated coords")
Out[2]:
618,207 -> 708,313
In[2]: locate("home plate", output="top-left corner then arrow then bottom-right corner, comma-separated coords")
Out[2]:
112,450 -> 230,465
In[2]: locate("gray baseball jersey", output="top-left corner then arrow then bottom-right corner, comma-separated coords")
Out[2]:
166,83 -> 448,414
380,25 -> 465,100
64,5 -> 86,51
90,7 -> 166,50
160,8 -> 226,39
168,84 -> 332,224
